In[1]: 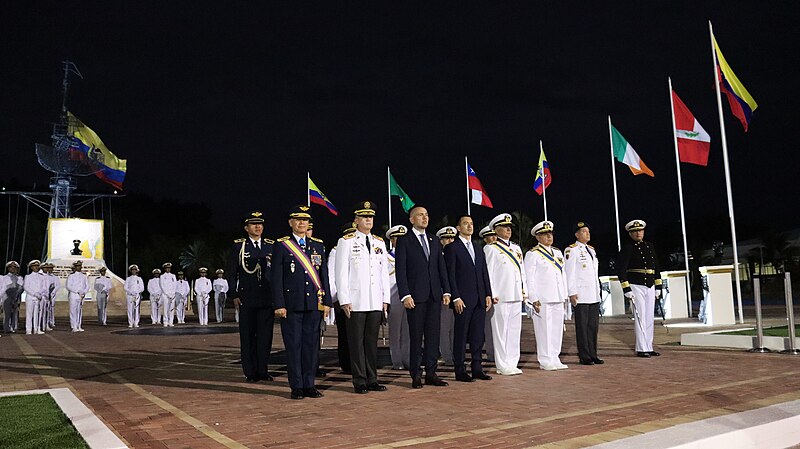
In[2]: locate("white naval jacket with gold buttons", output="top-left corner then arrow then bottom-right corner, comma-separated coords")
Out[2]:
564,241 -> 600,305
334,230 -> 391,312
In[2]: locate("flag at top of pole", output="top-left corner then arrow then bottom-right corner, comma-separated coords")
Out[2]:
533,146 -> 551,196
713,35 -> 758,132
308,175 -> 338,215
672,89 -> 711,166
467,162 -> 493,208
388,170 -> 416,213
610,124 -> 655,177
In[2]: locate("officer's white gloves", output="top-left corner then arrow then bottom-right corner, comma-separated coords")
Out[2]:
624,291 -> 635,300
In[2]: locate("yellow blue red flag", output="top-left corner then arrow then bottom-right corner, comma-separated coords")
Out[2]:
68,112 -> 127,189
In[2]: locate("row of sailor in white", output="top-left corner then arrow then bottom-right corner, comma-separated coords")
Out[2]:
386,224 -> 410,370
524,220 -> 569,370
148,269 -> 162,325
94,267 -> 112,326
1,262 -> 24,333
24,261 -> 48,334
124,265 -> 144,327
484,213 -> 528,375
40,263 -> 59,331
160,263 -> 177,327
195,268 -> 212,325
176,274 -> 191,324
213,269 -> 229,323
335,230 -> 391,312
66,262 -> 89,332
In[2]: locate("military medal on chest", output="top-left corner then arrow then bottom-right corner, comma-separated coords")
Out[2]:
290,260 -> 296,273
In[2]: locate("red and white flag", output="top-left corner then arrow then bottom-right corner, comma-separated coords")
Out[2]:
672,90 -> 711,166
468,164 -> 493,208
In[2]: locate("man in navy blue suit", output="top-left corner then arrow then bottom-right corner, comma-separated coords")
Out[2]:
394,205 -> 452,389
272,205 -> 332,400
444,215 -> 494,382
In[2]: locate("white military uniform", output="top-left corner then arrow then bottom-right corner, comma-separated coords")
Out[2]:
66,270 -> 89,332
24,270 -> 48,334
525,243 -> 569,370
175,278 -> 190,324
124,273 -> 144,327
94,273 -> 113,326
484,238 -> 528,375
45,268 -> 60,329
194,275 -> 212,325
326,247 -> 338,326
160,271 -> 178,327
565,240 -> 601,362
147,276 -> 162,324
2,271 -> 24,332
213,277 -> 229,323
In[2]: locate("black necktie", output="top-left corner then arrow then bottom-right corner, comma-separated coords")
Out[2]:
365,235 -> 371,253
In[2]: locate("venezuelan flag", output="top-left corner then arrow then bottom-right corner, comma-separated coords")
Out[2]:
713,36 -> 758,132
308,177 -> 338,216
67,112 -> 127,189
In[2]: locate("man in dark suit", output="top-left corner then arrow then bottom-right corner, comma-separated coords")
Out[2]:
444,215 -> 494,382
272,205 -> 332,400
394,205 -> 452,388
225,211 -> 275,383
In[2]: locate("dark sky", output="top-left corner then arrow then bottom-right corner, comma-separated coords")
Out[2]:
3,2 -> 798,254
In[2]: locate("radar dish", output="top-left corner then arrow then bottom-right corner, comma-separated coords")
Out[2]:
36,138 -> 103,176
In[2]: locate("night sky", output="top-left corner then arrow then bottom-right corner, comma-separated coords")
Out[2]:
3,2 -> 799,257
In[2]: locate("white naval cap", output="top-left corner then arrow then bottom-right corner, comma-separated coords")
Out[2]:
129,264 -> 139,272
28,259 -> 41,267
489,213 -> 513,229
531,220 -> 554,236
215,269 -> 224,275
198,267 -> 208,273
436,226 -> 457,239
478,225 -> 496,238
6,261 -> 20,268
625,219 -> 646,232
152,268 -> 162,275
385,224 -> 408,239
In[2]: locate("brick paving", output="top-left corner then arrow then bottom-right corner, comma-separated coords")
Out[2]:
2,311 -> 800,448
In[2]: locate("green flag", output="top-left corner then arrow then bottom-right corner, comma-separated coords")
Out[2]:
389,171 -> 415,212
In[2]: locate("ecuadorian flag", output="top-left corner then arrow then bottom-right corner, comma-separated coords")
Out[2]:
533,147 -> 552,195
713,36 -> 758,132
68,112 -> 127,189
308,177 -> 338,216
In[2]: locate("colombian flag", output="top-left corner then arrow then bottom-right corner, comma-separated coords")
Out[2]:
67,112 -> 127,189
713,36 -> 758,132
308,177 -> 338,216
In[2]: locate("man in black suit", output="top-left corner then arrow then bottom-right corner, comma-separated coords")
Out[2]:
225,211 -> 275,383
444,215 -> 494,382
394,205 -> 452,388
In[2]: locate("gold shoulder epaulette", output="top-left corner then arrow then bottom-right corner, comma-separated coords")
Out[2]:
264,238 -> 275,244
372,234 -> 384,241
568,243 -> 577,248
552,246 -> 560,251
277,236 -> 290,242
343,233 -> 356,240
234,238 -> 246,243
587,244 -> 594,249
309,236 -> 323,243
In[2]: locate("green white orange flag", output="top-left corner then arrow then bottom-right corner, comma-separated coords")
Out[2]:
610,124 -> 654,177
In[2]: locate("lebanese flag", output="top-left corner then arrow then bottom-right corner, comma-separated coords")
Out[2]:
468,164 -> 493,208
672,90 -> 711,166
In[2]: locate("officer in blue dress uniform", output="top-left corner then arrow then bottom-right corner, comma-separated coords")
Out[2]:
272,205 -> 332,400
225,211 -> 275,383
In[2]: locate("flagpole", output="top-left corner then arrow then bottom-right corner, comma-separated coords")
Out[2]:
307,172 -> 311,207
539,140 -> 548,221
387,166 -> 392,228
668,77 -> 695,318
608,116 -> 622,252
465,156 -> 471,215
709,21 -> 744,324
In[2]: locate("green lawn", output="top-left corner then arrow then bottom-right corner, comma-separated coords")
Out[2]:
0,394 -> 88,449
719,325 -> 800,337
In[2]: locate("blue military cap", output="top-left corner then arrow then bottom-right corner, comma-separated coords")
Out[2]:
289,205 -> 312,220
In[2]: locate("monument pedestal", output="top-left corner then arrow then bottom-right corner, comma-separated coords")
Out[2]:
599,275 -> 626,316
661,270 -> 689,319
699,265 -> 735,326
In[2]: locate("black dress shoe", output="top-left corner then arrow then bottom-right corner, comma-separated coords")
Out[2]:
303,387 -> 324,398
316,369 -> 327,378
366,383 -> 387,391
636,352 -> 651,358
592,358 -> 605,364
354,385 -> 369,394
649,351 -> 661,357
261,373 -> 274,381
425,376 -> 449,387
472,372 -> 492,381
455,373 -> 476,382
245,376 -> 259,383
290,389 -> 304,400
579,360 -> 595,365
411,377 -> 423,389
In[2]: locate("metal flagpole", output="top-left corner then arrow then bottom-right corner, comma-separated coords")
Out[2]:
608,116 -> 622,252
668,77 -> 695,318
709,21 -> 744,324
539,140 -> 548,221
387,166 -> 392,228
465,156 -> 471,215
307,172 -> 311,207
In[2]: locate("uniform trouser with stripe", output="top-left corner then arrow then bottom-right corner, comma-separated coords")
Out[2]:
127,296 -> 140,326
175,294 -> 186,323
406,298 -> 441,380
491,301 -> 522,372
574,302 -> 600,362
334,305 -> 351,371
150,296 -> 161,324
96,293 -> 108,325
69,295 -> 83,330
631,284 -> 655,352
281,310 -> 322,389
197,294 -> 209,325
162,295 -> 175,326
26,297 -> 41,334
215,292 -> 226,323
439,302 -> 454,364
388,296 -> 410,369
532,301 -> 565,367
347,310 -> 382,388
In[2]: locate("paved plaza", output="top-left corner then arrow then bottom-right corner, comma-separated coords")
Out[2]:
2,311 -> 800,448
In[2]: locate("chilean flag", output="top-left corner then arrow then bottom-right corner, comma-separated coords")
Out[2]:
672,90 -> 711,166
468,164 -> 493,208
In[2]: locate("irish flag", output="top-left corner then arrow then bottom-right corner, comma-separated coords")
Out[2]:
610,124 -> 654,177
672,90 -> 711,166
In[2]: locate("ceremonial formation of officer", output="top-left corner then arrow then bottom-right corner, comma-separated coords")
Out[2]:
213,269 -> 229,323
160,263 -> 177,327
524,221 -> 569,371
94,266 -> 112,326
66,260 -> 89,332
616,219 -> 662,358
2,261 -> 23,333
124,264 -> 144,328
327,222 -> 356,373
225,211 -> 275,383
334,201 -> 391,393
565,222 -> 604,365
147,269 -> 162,325
175,271 -> 190,324
271,205 -> 332,399
24,260 -> 47,335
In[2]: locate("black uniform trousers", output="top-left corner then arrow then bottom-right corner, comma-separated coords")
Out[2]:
406,298 -> 441,380
574,302 -> 600,362
334,305 -> 351,372
452,303 -> 486,376
239,305 -> 274,379
347,310 -> 382,388
281,310 -> 322,389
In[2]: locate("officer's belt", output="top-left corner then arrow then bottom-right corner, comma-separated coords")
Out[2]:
627,269 -> 656,274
